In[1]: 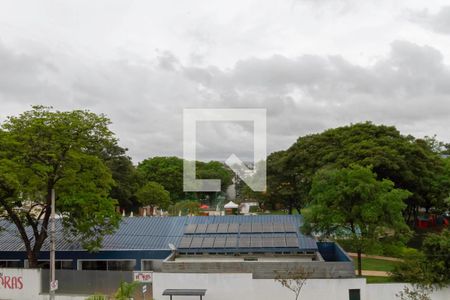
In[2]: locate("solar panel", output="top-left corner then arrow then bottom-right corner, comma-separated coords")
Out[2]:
273,223 -> 285,232
190,236 -> 204,248
286,235 -> 299,247
238,235 -> 251,248
250,236 -> 262,247
195,224 -> 207,234
299,236 -> 319,250
262,237 -> 273,247
228,223 -> 239,233
273,236 -> 286,247
225,236 -> 237,248
213,236 -> 226,248
251,223 -> 263,233
206,224 -> 218,234
284,223 -> 297,233
217,223 -> 228,233
202,237 -> 215,248
240,223 -> 251,233
179,236 -> 192,248
262,223 -> 273,233
184,224 -> 197,234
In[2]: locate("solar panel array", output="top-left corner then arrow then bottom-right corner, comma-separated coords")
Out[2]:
178,221 -> 318,252
184,223 -> 297,235
178,233 -> 300,249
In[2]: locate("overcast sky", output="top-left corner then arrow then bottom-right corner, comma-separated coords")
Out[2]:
1,0 -> 450,162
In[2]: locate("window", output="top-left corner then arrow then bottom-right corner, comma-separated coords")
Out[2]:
142,260 -> 153,271
80,260 -> 135,271
349,289 -> 361,300
0,260 -> 21,268
37,260 -> 73,270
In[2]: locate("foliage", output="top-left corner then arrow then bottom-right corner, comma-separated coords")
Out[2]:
114,281 -> 139,300
303,164 -> 411,276
137,157 -> 233,202
135,181 -> 171,210
392,229 -> 450,287
196,160 -> 233,192
168,200 -> 201,216
274,267 -> 312,300
0,106 -> 121,267
103,145 -> 141,209
137,156 -> 184,201
396,284 -> 433,300
85,294 -> 107,300
271,122 -> 450,222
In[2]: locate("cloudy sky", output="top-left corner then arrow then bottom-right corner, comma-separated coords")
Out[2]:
1,0 -> 450,162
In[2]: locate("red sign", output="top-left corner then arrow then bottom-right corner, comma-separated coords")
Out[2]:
0,273 -> 23,290
133,271 -> 153,283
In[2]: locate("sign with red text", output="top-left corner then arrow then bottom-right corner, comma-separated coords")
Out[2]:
133,271 -> 153,283
0,268 -> 41,299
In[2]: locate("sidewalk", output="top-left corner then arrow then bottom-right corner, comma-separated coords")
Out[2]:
356,270 -> 390,277
348,253 -> 403,262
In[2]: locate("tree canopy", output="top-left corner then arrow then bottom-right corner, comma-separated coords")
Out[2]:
0,106 -> 121,267
262,122 -> 450,221
303,164 -> 411,276
137,156 -> 233,202
392,229 -> 450,288
135,181 -> 171,210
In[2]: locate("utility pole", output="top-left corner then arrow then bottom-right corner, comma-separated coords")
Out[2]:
50,188 -> 56,300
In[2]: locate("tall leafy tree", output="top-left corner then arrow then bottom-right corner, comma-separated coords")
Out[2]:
284,122 -> 450,223
137,156 -> 185,200
392,229 -> 450,287
135,181 -> 171,211
137,156 -> 233,202
303,164 -> 411,276
0,106 -> 121,267
103,145 -> 141,209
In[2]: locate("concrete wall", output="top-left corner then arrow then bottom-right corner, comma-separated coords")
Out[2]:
161,260 -> 355,279
153,272 -> 450,300
0,268 -> 88,300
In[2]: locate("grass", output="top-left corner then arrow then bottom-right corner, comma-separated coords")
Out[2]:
353,257 -> 399,272
365,276 -> 397,284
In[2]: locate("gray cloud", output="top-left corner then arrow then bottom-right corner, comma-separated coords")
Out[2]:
1,39 -> 450,163
409,6 -> 450,35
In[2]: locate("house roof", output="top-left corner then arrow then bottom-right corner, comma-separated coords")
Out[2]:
0,215 -> 318,253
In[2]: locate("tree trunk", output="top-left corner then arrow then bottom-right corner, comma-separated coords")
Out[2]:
357,250 -> 362,276
27,251 -> 39,268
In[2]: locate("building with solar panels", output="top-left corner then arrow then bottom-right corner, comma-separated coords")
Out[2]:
0,215 -> 355,278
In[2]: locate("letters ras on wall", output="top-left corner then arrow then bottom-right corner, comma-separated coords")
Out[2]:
0,268 -> 41,300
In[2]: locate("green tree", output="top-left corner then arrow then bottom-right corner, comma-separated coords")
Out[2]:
303,164 -> 411,276
284,122 -> 450,223
392,229 -> 450,287
137,156 -> 184,200
135,181 -> 171,210
0,106 -> 121,267
137,156 -> 233,202
168,200 -> 201,216
114,281 -> 139,300
103,145 -> 141,210
265,150 -> 307,214
196,160 -> 233,192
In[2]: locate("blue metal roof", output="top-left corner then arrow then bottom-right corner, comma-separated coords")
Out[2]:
0,215 -> 318,253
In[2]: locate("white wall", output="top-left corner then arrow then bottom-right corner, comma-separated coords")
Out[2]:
365,283 -> 450,300
153,273 -> 450,300
0,268 -> 86,300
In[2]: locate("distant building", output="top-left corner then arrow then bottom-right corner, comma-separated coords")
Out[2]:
0,215 -> 354,278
